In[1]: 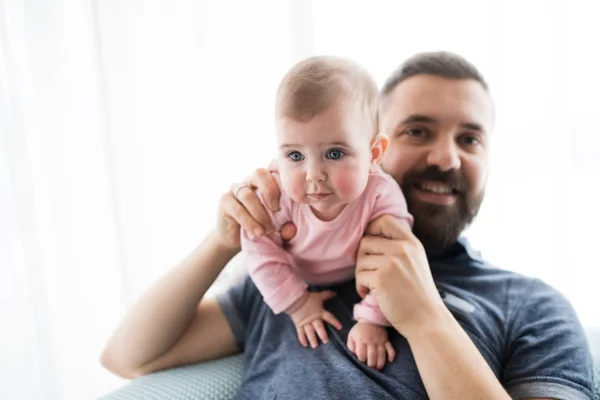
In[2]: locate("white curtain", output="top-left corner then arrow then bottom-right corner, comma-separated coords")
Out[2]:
1,1 -> 598,399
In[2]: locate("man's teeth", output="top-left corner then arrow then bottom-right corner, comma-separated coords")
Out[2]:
419,183 -> 453,194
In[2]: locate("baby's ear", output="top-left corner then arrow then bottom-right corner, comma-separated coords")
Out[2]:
370,133 -> 389,164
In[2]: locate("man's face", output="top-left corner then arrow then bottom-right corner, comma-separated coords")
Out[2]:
380,75 -> 494,249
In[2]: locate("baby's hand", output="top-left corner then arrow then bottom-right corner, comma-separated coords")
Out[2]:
347,320 -> 396,370
287,291 -> 343,348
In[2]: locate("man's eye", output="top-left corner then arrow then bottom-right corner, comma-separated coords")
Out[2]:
287,151 -> 305,162
460,135 -> 481,146
326,149 -> 344,160
404,128 -> 427,137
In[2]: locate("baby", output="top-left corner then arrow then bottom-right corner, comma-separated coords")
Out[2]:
241,56 -> 413,369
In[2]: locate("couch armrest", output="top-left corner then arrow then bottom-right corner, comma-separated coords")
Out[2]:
587,328 -> 600,400
100,354 -> 244,400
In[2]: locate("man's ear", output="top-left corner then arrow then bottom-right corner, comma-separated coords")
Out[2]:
370,133 -> 389,164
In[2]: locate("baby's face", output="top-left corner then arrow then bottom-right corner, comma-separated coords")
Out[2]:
276,103 -> 375,221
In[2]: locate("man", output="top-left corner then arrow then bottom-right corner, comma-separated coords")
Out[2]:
101,52 -> 594,399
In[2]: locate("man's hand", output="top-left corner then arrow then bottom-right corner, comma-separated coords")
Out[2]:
347,321 -> 395,370
215,162 -> 297,250
287,291 -> 343,348
355,215 -> 448,338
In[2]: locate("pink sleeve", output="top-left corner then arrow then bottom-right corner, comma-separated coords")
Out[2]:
353,295 -> 390,326
352,172 -> 414,326
370,174 -> 414,229
240,177 -> 307,315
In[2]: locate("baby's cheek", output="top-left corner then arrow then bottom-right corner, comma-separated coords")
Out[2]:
332,170 -> 367,199
280,169 -> 306,203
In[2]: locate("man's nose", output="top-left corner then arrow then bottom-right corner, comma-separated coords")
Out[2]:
426,138 -> 461,171
305,161 -> 326,182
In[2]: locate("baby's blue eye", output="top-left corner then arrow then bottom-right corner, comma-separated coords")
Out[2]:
288,151 -> 305,162
326,149 -> 344,160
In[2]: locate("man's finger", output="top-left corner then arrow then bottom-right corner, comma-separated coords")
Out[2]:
355,254 -> 390,274
355,269 -> 377,299
224,194 -> 264,237
312,319 -> 329,344
356,286 -> 369,299
244,168 -> 281,212
234,186 -> 275,234
280,222 -> 297,242
357,235 -> 399,258
366,215 -> 415,241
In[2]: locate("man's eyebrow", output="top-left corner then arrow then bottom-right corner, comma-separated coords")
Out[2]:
400,114 -> 437,125
399,114 -> 486,134
460,122 -> 484,133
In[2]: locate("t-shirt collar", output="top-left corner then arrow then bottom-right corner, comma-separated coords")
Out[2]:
425,236 -> 484,264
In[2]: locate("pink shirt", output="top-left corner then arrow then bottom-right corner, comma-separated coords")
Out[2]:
241,166 -> 413,326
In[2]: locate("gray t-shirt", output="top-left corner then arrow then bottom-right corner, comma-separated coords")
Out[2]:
217,238 -> 594,399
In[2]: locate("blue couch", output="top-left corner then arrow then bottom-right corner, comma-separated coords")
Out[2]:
102,328 -> 600,399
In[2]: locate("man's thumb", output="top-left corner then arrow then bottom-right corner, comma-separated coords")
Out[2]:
280,222 -> 297,241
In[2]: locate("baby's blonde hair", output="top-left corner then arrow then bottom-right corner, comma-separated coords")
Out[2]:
275,56 -> 379,133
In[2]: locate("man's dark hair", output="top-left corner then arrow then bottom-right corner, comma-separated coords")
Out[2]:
380,51 -> 488,97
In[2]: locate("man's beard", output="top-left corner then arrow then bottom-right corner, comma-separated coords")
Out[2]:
398,166 -> 484,250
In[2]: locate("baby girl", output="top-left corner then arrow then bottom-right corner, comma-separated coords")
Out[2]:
241,55 -> 413,369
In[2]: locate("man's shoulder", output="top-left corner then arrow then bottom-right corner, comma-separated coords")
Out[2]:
441,239 -> 547,298
433,248 -> 574,332
451,257 -> 586,354
466,258 -> 568,312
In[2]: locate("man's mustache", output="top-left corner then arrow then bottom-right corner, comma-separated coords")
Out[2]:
402,166 -> 467,193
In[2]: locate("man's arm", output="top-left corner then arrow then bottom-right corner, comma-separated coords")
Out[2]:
101,232 -> 239,379
356,216 -> 592,400
101,167 -> 286,379
355,216 -> 511,400
413,318 -> 560,399
408,316 -> 558,399
404,310 -> 511,400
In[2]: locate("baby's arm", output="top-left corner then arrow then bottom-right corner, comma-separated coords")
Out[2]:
349,215 -> 405,369
242,229 -> 342,347
347,173 -> 413,368
242,227 -> 307,314
353,293 -> 391,326
241,183 -> 342,347
353,173 -> 413,326
352,215 -> 412,326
